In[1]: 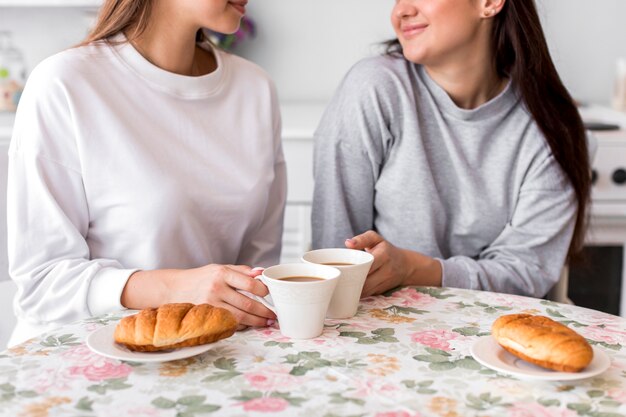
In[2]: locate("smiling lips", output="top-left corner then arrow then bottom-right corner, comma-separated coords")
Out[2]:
229,0 -> 247,15
401,23 -> 428,38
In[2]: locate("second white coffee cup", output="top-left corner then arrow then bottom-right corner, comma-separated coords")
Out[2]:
260,263 -> 340,339
302,248 -> 374,319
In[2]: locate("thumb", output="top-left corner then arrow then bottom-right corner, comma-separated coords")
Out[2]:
345,230 -> 384,250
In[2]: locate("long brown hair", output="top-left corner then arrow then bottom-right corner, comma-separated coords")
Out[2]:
77,0 -> 154,47
386,0 -> 590,260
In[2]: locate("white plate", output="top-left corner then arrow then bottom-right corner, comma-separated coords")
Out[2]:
86,323 -> 214,363
470,337 -> 611,381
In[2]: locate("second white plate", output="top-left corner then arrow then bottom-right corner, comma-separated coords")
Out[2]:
470,336 -> 611,381
86,323 -> 215,363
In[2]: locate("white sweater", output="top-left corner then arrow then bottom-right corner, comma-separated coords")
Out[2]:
7,39 -> 286,345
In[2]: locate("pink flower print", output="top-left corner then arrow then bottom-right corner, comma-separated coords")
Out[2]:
61,344 -> 100,365
241,397 -> 289,413
570,309 -> 621,326
244,366 -> 299,391
508,402 -> 577,417
257,328 -> 291,343
351,377 -> 399,398
393,288 -> 437,307
410,329 -> 463,351
68,360 -> 133,381
375,412 -> 421,417
580,325 -> 624,345
124,407 -> 161,417
608,388 -> 626,403
32,368 -> 74,394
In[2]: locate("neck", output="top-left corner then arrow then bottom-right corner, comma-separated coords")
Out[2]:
128,9 -> 215,76
425,63 -> 506,109
423,21 -> 506,109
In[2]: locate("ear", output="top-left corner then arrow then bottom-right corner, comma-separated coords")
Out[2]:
479,0 -> 506,18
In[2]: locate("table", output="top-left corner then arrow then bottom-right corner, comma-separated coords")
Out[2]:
1,287 -> 626,417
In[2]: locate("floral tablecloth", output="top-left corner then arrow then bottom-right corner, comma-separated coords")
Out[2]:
2,286 -> 626,417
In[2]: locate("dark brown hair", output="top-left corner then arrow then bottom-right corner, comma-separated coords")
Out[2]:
386,0 -> 590,260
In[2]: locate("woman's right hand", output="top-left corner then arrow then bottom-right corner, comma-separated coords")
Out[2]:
121,264 -> 276,328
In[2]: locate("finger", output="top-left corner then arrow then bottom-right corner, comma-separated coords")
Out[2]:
223,290 -> 276,322
227,265 -> 253,274
361,266 -> 393,297
346,230 -> 384,250
247,267 -> 264,278
219,302 -> 271,327
224,269 -> 270,297
363,241 -> 390,278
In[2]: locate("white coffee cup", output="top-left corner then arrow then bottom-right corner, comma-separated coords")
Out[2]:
258,263 -> 340,339
301,248 -> 374,319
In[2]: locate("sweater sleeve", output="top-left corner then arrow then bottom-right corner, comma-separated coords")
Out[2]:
440,151 -> 577,298
312,59 -> 393,249
7,62 -> 137,328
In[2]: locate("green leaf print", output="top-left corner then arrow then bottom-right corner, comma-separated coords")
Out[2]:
177,396 -> 206,406
599,400 -> 623,408
546,308 -> 566,318
588,390 -> 605,398
428,362 -> 457,371
425,347 -> 451,356
328,393 -> 366,406
185,404 -> 221,413
567,403 -> 592,414
452,327 -> 481,336
413,354 -> 451,363
152,397 -> 177,409
455,357 -> 482,370
236,391 -> 263,401
202,371 -> 241,382
153,395 -> 221,415
213,357 -> 237,371
270,392 -> 307,407
330,358 -> 367,369
538,398 -> 561,407
283,351 -> 337,375
264,340 -> 294,349
87,378 -> 132,395
40,333 -> 81,347
76,397 -> 94,411
383,305 -> 427,315
0,383 -> 15,393
339,328 -> 399,344
466,393 -> 510,411
414,287 -> 454,299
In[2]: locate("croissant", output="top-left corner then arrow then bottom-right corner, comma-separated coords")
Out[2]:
114,303 -> 238,352
491,314 -> 593,372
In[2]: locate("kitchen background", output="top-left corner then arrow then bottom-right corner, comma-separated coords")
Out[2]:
1,0 -> 626,349
1,0 -> 626,104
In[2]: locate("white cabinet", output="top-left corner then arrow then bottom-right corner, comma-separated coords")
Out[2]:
279,102 -> 325,263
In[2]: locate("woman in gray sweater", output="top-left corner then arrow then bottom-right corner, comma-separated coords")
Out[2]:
312,0 -> 591,298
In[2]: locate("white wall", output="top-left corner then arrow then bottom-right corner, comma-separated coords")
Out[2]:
1,1 -> 626,104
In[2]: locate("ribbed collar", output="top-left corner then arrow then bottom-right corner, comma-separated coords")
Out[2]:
416,64 -> 518,121
108,33 -> 227,99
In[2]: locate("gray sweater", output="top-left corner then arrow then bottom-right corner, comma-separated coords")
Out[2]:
312,56 -> 576,297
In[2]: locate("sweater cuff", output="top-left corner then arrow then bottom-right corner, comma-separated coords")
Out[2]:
87,267 -> 139,316
439,258 -> 470,289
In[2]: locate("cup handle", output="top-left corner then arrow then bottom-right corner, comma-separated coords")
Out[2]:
237,290 -> 276,314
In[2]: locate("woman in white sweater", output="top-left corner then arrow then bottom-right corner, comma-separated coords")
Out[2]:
7,0 -> 285,345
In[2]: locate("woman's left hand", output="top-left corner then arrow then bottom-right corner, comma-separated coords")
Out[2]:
345,230 -> 442,297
